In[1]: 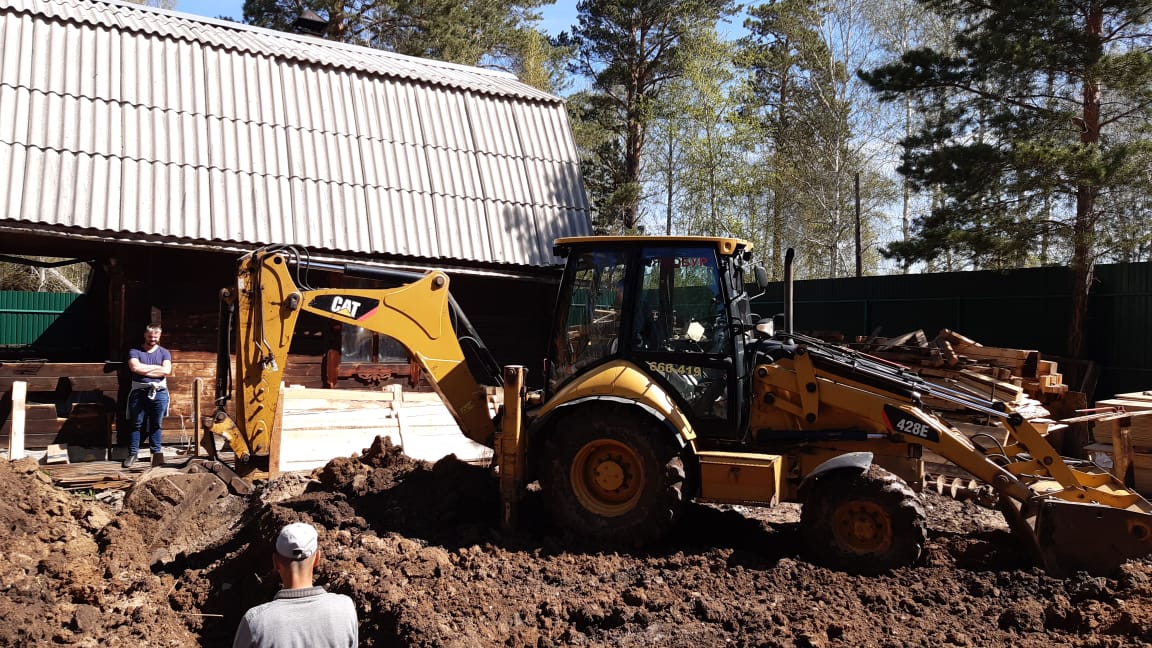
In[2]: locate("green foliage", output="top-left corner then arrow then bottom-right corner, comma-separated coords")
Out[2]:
861,0 -> 1152,271
644,31 -> 755,239
733,0 -> 890,279
563,0 -> 738,233
241,0 -> 562,90
862,0 -> 1152,355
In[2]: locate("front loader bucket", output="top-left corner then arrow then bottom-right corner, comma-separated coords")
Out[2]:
1033,499 -> 1152,577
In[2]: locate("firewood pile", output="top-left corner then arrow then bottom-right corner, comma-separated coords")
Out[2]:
842,329 -> 1152,495
849,329 -> 1071,423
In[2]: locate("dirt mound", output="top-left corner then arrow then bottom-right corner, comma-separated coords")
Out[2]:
2,440 -> 1151,647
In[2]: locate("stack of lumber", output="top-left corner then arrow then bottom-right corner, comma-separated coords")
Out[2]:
1,393 -> 112,458
851,329 -> 1071,420
850,329 -> 1083,467
276,384 -> 495,474
39,461 -> 136,491
1083,391 -> 1152,494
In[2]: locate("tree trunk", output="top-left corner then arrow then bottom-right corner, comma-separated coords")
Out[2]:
624,110 -> 644,231
1068,6 -> 1104,359
665,137 -> 674,235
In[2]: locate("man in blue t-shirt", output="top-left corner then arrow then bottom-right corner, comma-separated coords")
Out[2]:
124,323 -> 172,468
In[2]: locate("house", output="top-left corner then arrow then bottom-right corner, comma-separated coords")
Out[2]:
0,0 -> 592,454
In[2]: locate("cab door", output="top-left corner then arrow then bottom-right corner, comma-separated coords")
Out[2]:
627,246 -> 741,439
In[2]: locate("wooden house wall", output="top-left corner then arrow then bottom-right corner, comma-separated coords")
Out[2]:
1,240 -> 558,451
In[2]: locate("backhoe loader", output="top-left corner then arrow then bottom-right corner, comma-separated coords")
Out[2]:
206,239 -> 1152,577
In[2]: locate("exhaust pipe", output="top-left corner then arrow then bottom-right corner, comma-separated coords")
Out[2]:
784,248 -> 795,335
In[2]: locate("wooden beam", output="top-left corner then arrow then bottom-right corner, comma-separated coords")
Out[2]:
9,381 -> 26,460
268,382 -> 285,478
1111,418 -> 1135,487
192,377 -> 202,458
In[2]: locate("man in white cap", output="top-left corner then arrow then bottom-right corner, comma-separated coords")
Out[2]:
233,522 -> 358,648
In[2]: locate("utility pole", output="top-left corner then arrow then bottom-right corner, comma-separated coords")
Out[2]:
854,172 -> 862,277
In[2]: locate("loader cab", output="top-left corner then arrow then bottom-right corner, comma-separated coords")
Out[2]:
547,236 -> 761,439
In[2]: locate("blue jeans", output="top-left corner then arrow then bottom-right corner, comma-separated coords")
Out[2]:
127,388 -> 169,455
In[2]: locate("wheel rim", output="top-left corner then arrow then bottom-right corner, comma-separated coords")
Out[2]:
570,439 -> 645,516
831,500 -> 893,555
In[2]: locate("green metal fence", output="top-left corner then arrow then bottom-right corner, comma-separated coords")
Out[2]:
0,291 -> 80,345
0,291 -> 92,353
752,261 -> 1152,402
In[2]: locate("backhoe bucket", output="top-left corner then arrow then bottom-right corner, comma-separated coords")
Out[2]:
1033,499 -> 1152,577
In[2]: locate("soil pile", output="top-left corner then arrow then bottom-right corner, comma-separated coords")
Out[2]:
2,436 -> 1151,647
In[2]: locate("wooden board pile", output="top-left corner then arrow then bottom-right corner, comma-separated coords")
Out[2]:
1083,391 -> 1152,494
276,384 -> 495,473
850,329 -> 1071,423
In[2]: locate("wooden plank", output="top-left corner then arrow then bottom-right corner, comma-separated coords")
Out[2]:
1112,420 -> 1135,487
0,377 -> 60,391
192,377 -> 202,458
1097,398 -> 1152,412
24,403 -> 59,420
282,387 -> 398,402
919,367 -> 1025,402
934,329 -> 978,348
278,428 -> 393,473
44,443 -> 69,464
280,413 -> 399,432
876,330 -> 926,350
401,390 -> 448,402
9,380 -> 25,459
1115,391 -> 1152,402
269,381 -> 284,478
273,385 -> 494,473
68,376 -> 120,391
0,362 -> 123,377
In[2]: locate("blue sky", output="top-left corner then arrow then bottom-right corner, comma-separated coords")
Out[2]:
175,1 -> 581,36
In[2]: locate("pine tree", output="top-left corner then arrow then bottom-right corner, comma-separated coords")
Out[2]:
860,0 -> 1152,357
562,0 -> 738,233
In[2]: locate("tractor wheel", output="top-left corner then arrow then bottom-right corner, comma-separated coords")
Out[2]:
800,464 -> 926,574
541,403 -> 686,546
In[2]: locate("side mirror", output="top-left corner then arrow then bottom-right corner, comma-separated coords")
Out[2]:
746,264 -> 769,300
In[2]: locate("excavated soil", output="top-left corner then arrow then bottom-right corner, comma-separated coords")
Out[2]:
2,437 -> 1151,647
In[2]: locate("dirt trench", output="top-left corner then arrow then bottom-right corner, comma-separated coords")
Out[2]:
1,436 -> 1150,647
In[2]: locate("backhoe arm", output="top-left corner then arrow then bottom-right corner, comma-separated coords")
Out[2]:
212,249 -> 498,466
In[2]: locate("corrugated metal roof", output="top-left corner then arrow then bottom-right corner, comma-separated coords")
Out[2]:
0,0 -> 592,270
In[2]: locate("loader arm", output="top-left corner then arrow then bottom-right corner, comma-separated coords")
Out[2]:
211,249 -> 499,467
754,333 -> 1152,575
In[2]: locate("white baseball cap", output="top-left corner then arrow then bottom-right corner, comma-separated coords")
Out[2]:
275,522 -> 318,560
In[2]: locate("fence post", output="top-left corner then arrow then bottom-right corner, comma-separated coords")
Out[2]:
9,380 -> 26,460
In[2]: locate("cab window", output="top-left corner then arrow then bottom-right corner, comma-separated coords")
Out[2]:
548,249 -> 628,391
634,247 -> 727,354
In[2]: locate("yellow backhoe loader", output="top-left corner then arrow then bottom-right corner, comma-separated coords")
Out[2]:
206,239 -> 1152,577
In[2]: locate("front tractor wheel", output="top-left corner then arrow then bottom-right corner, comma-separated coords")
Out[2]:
541,404 -> 686,546
800,464 -> 927,574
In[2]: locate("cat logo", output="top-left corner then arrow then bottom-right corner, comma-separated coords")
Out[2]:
307,295 -> 381,321
330,296 -> 362,318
